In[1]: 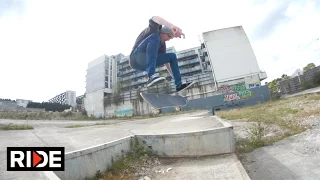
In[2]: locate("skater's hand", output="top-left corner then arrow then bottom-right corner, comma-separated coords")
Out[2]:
170,25 -> 185,39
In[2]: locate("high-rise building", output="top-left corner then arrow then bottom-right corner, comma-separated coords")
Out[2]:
48,90 -> 76,107
84,54 -> 119,117
201,26 -> 267,88
85,55 -> 118,94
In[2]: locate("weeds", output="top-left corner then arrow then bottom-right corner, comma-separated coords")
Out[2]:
94,138 -> 155,180
65,122 -> 117,128
217,92 -> 320,153
0,123 -> 33,130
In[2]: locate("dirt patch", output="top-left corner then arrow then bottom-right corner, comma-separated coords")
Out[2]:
216,92 -> 320,153
228,119 -> 289,140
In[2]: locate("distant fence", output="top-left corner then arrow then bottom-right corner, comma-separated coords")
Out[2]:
279,66 -> 320,94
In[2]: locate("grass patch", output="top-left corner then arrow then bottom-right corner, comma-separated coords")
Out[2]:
89,138 -> 155,180
216,92 -> 320,153
0,123 -> 33,130
64,122 -> 117,128
64,124 -> 90,128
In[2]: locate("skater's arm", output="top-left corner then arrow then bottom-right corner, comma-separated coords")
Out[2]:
151,16 -> 185,38
165,63 -> 174,78
151,16 -> 175,29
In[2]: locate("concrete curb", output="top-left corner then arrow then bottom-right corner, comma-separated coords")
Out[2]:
232,153 -> 251,180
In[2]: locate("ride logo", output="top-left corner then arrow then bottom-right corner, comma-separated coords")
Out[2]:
7,147 -> 65,171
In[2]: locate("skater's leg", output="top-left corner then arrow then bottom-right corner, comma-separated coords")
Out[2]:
133,33 -> 161,78
156,52 -> 196,92
156,53 -> 182,89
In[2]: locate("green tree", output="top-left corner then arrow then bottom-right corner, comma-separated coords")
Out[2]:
112,83 -> 123,106
268,79 -> 281,100
303,63 -> 316,72
103,94 -> 112,107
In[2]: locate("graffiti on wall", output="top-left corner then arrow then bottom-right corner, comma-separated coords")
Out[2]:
218,83 -> 246,93
115,109 -> 133,116
223,93 -> 240,101
219,83 -> 254,102
222,90 -> 253,101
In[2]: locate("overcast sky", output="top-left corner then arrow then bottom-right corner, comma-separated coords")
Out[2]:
0,0 -> 319,102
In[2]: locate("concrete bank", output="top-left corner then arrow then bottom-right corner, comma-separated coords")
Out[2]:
50,116 -> 237,180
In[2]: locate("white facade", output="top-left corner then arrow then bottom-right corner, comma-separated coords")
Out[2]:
85,54 -> 118,117
86,55 -> 117,94
202,26 -> 266,83
48,90 -> 76,107
65,91 -> 76,107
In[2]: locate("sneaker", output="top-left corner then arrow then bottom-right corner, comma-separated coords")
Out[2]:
176,82 -> 196,92
147,76 -> 166,87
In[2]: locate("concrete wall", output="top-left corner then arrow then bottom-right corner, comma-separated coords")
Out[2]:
54,136 -> 133,180
136,117 -> 234,157
161,85 -> 270,113
202,26 -> 261,83
84,89 -> 104,118
105,101 -> 135,117
101,84 -> 270,116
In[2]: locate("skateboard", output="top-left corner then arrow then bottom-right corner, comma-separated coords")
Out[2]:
140,92 -> 187,113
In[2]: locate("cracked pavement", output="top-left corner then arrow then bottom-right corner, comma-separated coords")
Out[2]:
0,110 -> 225,180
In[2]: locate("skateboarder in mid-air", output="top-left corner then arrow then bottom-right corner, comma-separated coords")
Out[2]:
129,16 -> 195,92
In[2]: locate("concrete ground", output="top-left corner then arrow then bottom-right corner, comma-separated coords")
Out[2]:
231,87 -> 320,180
151,154 -> 250,180
240,125 -> 320,180
0,110 -> 245,180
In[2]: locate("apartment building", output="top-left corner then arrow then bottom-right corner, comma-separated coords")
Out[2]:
84,54 -> 121,117
116,46 -> 213,93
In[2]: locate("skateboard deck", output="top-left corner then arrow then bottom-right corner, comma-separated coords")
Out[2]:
140,92 -> 187,109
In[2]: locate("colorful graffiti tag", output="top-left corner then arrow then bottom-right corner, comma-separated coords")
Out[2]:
238,89 -> 253,99
218,83 -> 246,93
222,89 -> 253,101
114,109 -> 133,116
219,82 -> 254,102
223,93 -> 240,101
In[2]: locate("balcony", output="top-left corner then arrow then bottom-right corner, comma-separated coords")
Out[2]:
176,50 -> 196,59
121,71 -> 147,81
118,68 -> 136,76
259,71 -> 268,81
122,78 -> 147,88
178,58 -> 200,67
180,66 -> 202,75
118,63 -> 130,70
119,58 -> 129,65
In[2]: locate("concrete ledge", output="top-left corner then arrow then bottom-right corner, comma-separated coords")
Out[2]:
48,117 -> 236,180
53,135 -> 134,180
136,118 -> 235,157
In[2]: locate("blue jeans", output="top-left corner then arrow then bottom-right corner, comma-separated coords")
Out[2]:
131,33 -> 182,89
